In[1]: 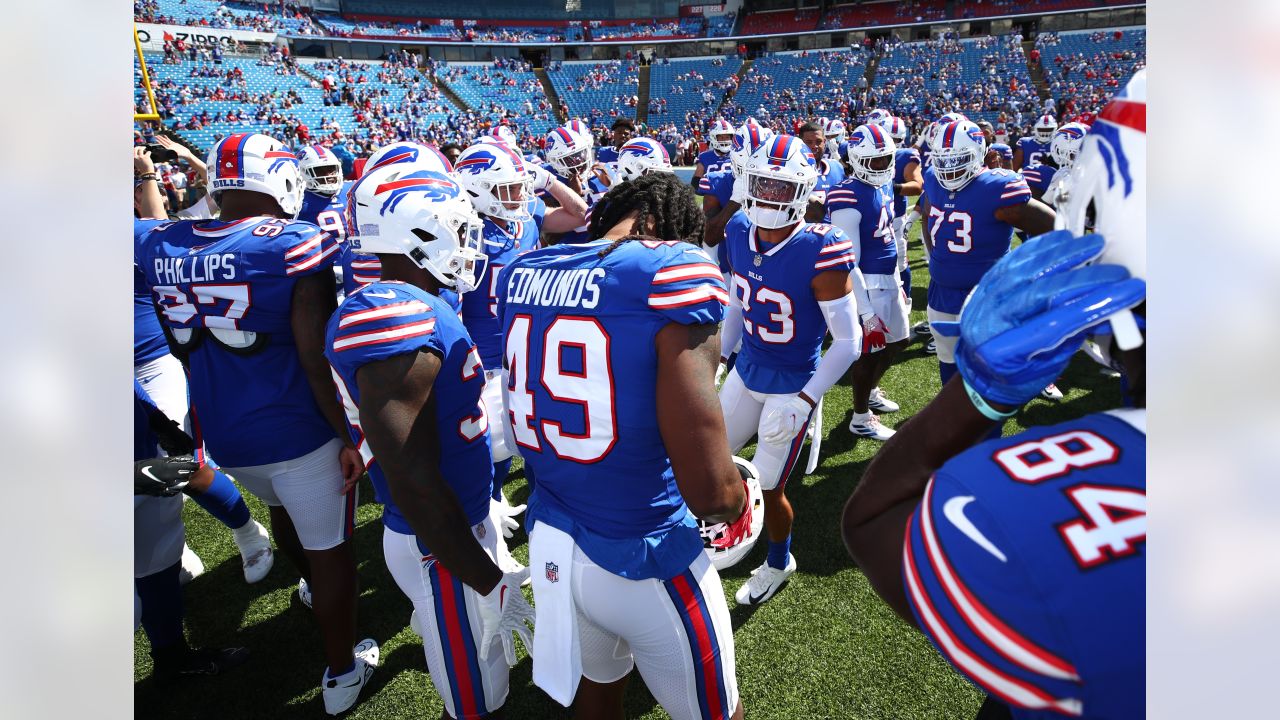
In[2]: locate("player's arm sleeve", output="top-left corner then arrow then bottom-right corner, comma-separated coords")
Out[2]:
800,292 -> 861,402
328,294 -> 446,369
816,215 -> 874,316
647,248 -> 728,327
719,278 -> 744,363
280,222 -> 341,277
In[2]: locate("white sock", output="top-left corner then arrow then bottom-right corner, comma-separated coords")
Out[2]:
850,410 -> 872,424
232,519 -> 261,544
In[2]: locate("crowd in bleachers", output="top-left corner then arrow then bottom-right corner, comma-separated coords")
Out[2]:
435,57 -> 558,137
546,59 -> 641,121
1036,29 -> 1146,120
647,56 -> 742,123
822,0 -> 947,30
722,48 -> 871,132
739,9 -> 819,35
958,0 -> 1096,20
589,18 -> 703,41
135,0 -> 317,34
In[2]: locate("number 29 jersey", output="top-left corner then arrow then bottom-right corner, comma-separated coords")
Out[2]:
134,216 -> 341,467
904,410 -> 1145,720
495,239 -> 728,580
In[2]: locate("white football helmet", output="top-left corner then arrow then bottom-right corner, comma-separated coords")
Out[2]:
206,132 -> 303,217
1034,114 -> 1058,144
845,123 -> 898,187
544,125 -> 594,179
928,112 -> 969,151
866,109 -> 892,125
366,141 -> 454,175
730,119 -> 774,178
616,137 -> 674,182
564,118 -> 593,145
743,134 -> 817,229
708,119 -> 735,155
454,142 -> 534,222
825,119 -> 848,160
698,457 -> 765,572
931,120 -> 988,191
486,124 -> 519,150
298,144 -> 344,196
879,116 -> 909,147
1059,70 -> 1146,284
345,164 -> 487,293
1049,122 -> 1089,168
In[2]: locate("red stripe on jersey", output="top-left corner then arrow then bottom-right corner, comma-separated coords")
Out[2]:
814,253 -> 857,270
652,262 -> 723,284
286,241 -> 339,275
820,240 -> 853,255
333,319 -> 436,351
338,300 -> 431,329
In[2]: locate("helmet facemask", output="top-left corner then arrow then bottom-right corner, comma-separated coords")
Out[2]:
303,162 -> 343,195
933,146 -> 983,191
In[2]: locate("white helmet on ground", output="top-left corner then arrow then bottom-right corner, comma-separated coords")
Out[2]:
298,144 -> 344,195
544,125 -> 594,179
709,119 -> 736,154
206,132 -> 304,217
453,142 -> 535,222
1034,114 -> 1058,143
931,120 -> 988,191
616,138 -> 674,182
743,134 -> 818,229
845,123 -> 898,187
1049,122 -> 1089,168
344,164 -> 487,293
698,457 -> 765,571
366,141 -> 454,175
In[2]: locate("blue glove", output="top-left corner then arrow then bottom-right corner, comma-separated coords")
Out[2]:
934,230 -> 1146,408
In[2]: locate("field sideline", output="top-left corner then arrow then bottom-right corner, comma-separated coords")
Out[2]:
134,220 -> 1121,719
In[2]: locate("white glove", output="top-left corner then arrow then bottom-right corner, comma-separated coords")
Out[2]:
715,360 -> 728,387
901,214 -> 917,239
759,394 -> 815,445
730,175 -> 747,206
476,568 -> 535,666
490,496 -> 526,540
526,162 -> 555,193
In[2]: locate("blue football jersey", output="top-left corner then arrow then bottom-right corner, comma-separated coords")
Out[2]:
1019,164 -> 1053,198
596,146 -> 619,166
918,140 -> 933,168
134,266 -> 169,366
134,216 -> 341,467
905,410 -> 1146,720
555,174 -> 608,245
892,148 -> 922,217
697,148 -> 732,175
696,169 -> 736,273
811,158 -> 846,204
724,220 -> 856,394
296,182 -> 351,241
325,281 -> 494,539
461,200 -> 545,371
922,167 -> 1031,313
1016,137 -> 1051,170
495,239 -> 727,580
825,177 -> 897,275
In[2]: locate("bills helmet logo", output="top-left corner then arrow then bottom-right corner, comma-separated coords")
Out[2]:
368,146 -> 420,172
1093,99 -> 1144,196
454,150 -> 499,175
373,170 -> 460,214
545,562 -> 559,583
265,150 -> 298,174
621,140 -> 669,162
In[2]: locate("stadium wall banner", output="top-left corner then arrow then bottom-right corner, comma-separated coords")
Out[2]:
135,23 -> 278,50
680,4 -> 726,16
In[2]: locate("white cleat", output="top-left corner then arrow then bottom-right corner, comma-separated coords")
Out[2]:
235,520 -> 274,584
1040,383 -> 1064,401
735,554 -> 798,606
297,578 -> 313,610
179,544 -> 204,585
867,387 -> 900,414
849,412 -> 896,441
925,338 -> 937,355
322,638 -> 379,716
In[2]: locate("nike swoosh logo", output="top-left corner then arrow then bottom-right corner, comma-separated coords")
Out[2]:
363,290 -> 396,299
748,591 -> 767,604
941,496 -> 1007,562
141,465 -> 162,483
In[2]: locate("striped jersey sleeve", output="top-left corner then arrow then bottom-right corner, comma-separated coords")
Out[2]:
903,476 -> 1085,717
813,226 -> 857,273
281,221 -> 341,277
997,175 -> 1033,208
647,245 -> 728,325
824,184 -> 859,215
696,174 -> 715,197
328,288 -> 443,368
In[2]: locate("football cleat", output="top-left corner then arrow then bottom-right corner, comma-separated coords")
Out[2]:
322,638 -> 380,716
735,554 -> 798,606
179,544 -> 204,585
867,387 -> 900,414
235,520 -> 274,584
151,645 -> 250,685
925,338 -> 937,355
297,578 -> 313,610
849,413 -> 896,441
1041,383 -> 1064,401
913,321 -> 932,337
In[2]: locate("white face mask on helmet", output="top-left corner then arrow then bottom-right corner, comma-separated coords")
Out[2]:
730,120 -> 774,178
345,165 -> 488,293
206,132 -> 304,218
743,134 -> 817,229
617,138 -> 674,183
454,142 -> 534,222
931,120 -> 987,191
845,123 -> 898,187
1034,114 -> 1058,144
544,126 -> 594,179
298,144 -> 344,196
709,119 -> 735,154
1049,122 -> 1089,168
697,456 -> 765,571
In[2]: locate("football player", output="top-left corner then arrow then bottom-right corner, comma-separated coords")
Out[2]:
616,137 -> 676,182
825,118 -> 848,162
594,116 -> 635,170
544,123 -> 606,244
1042,122 -> 1090,210
297,145 -> 355,297
698,120 -> 773,279
798,121 -> 845,213
827,124 -> 909,441
327,164 -> 535,720
842,72 -> 1147,720
1012,114 -> 1056,171
455,141 -> 587,522
691,118 -> 735,188
134,133 -> 377,715
916,120 -> 1056,389
987,142 -> 1013,170
878,116 -> 923,315
496,172 -> 748,720
720,135 -> 864,604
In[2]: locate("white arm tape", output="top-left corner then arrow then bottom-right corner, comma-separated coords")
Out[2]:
720,281 -> 744,361
828,208 -> 875,315
801,292 -> 861,401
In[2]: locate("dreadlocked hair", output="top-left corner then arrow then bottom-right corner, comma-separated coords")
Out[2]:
590,173 -> 705,257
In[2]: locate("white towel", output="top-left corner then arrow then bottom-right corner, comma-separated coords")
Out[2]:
529,522 -> 582,706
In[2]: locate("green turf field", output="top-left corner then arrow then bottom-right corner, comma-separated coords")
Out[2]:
134,222 -> 1122,719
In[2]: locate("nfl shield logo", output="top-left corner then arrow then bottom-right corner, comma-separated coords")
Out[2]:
753,254 -> 763,267
545,562 -> 560,583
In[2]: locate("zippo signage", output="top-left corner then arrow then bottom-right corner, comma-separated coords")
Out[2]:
135,22 -> 277,50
